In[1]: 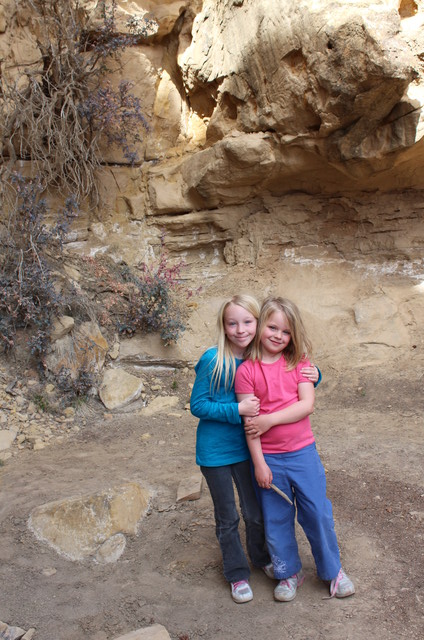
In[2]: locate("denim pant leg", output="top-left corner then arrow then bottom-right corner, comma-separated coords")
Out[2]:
201,464 -> 250,583
259,455 -> 302,579
291,444 -> 341,581
232,460 -> 270,568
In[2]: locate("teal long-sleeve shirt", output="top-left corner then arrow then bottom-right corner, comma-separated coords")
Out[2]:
190,347 -> 249,467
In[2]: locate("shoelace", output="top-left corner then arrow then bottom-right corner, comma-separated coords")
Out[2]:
232,580 -> 248,591
323,568 -> 343,599
277,573 -> 301,589
279,578 -> 292,588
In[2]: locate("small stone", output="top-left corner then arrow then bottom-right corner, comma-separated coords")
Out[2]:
177,473 -> 203,502
109,341 -> 120,360
409,510 -> 424,522
50,315 -> 74,341
0,429 -> 17,451
0,622 -> 27,639
99,369 -> 144,410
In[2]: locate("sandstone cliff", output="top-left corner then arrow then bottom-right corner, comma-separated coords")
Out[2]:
1,0 -> 423,373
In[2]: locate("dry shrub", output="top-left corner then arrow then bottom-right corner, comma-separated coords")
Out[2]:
0,0 -> 154,202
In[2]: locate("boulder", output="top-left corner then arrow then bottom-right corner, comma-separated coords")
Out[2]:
28,482 -> 150,561
99,368 -> 144,410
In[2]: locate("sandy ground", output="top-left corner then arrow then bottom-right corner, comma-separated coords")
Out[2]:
0,367 -> 423,640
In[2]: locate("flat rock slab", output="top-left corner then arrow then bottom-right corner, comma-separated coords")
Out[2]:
28,482 -> 150,561
112,624 -> 171,639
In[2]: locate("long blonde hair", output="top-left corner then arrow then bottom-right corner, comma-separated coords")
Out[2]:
211,294 -> 260,391
250,297 -> 312,369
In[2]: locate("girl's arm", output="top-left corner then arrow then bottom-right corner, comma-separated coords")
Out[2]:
243,382 -> 315,438
246,434 -> 273,488
236,396 -> 273,488
190,352 -> 259,423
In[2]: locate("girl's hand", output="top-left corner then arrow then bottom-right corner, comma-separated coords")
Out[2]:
238,396 -> 260,417
244,414 -> 271,438
255,462 -> 273,488
301,364 -> 319,383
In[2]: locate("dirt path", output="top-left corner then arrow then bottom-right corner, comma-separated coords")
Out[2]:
0,369 -> 423,640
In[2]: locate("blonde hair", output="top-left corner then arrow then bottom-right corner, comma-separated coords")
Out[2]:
250,296 -> 312,369
211,294 -> 260,391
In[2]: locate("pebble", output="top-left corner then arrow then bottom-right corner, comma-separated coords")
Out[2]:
0,367 -> 184,463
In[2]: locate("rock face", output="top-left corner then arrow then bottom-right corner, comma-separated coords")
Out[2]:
3,0 -> 424,186
1,0 -> 424,370
182,1 -> 417,155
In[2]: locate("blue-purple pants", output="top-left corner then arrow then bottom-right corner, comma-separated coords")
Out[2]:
201,460 -> 270,583
257,443 -> 341,581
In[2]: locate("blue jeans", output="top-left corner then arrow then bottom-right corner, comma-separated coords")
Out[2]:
201,460 -> 270,583
257,443 -> 341,581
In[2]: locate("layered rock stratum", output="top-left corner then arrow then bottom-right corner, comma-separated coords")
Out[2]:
1,0 -> 423,370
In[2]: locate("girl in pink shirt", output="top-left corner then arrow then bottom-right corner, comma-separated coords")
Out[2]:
235,296 -> 355,602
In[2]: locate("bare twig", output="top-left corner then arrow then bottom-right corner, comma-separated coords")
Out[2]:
270,483 -> 293,505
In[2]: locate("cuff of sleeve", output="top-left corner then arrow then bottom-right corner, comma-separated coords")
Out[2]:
314,367 -> 322,387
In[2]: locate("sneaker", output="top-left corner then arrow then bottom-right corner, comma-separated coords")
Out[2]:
274,571 -> 305,602
329,568 -> 355,598
262,562 -> 274,579
231,580 -> 253,603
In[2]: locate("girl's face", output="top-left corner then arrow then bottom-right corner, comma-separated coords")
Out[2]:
224,303 -> 257,357
260,310 -> 292,359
